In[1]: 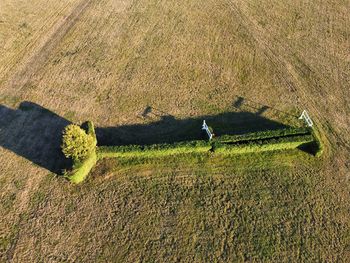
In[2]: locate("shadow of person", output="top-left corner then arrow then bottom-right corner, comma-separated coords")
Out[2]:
0,102 -> 71,174
233,96 -> 244,109
141,105 -> 153,118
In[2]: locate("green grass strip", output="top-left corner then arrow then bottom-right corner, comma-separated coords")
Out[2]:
67,122 -> 318,184
214,135 -> 314,155
97,140 -> 212,159
68,151 -> 97,184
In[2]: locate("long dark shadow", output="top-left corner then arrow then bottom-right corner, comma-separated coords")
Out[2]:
96,107 -> 290,146
0,100 -> 291,174
0,102 -> 71,174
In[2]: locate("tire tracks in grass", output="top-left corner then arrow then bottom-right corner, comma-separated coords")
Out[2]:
4,0 -> 93,93
226,0 -> 349,153
5,169 -> 46,262
0,1 -> 74,84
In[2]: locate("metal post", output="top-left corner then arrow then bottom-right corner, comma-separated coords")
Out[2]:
202,120 -> 213,140
299,110 -> 313,127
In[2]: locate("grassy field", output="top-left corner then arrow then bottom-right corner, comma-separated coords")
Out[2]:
2,153 -> 349,262
0,0 -> 349,261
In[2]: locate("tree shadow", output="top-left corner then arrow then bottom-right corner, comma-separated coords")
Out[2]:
0,102 -> 72,174
0,100 -> 294,174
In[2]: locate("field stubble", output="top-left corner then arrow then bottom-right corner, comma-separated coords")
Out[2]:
0,0 -> 349,261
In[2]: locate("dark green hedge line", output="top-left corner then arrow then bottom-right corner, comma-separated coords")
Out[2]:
213,134 -> 314,155
215,127 -> 311,144
215,134 -> 314,146
65,121 -> 319,184
97,133 -> 315,160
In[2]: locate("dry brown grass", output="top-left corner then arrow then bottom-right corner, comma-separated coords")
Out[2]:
1,0 -> 303,122
0,0 -> 349,261
0,0 -> 81,85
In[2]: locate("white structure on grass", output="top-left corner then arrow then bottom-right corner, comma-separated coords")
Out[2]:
299,110 -> 313,127
202,120 -> 213,140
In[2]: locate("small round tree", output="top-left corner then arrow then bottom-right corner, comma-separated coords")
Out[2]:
61,124 -> 96,162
